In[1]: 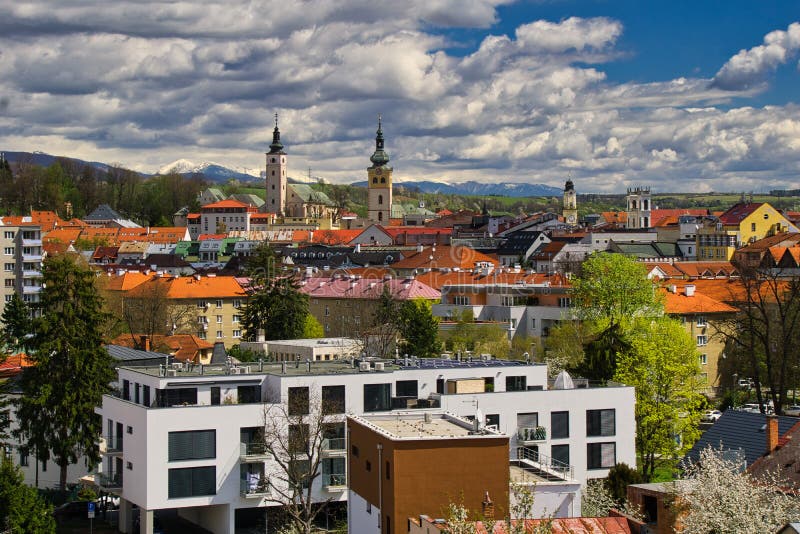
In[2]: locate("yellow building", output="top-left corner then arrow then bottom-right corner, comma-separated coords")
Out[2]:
697,202 -> 798,261
662,283 -> 737,397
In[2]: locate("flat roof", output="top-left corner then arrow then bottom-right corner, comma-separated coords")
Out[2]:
351,413 -> 505,441
262,338 -> 360,348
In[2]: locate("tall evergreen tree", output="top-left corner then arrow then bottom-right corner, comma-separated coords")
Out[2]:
0,292 -> 31,352
14,255 -> 115,490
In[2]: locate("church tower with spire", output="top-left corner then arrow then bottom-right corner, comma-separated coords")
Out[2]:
265,113 -> 287,216
367,115 -> 393,224
563,178 -> 578,226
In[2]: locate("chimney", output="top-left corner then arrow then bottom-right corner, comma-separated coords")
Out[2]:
685,284 -> 696,297
139,335 -> 151,352
766,415 -> 779,453
482,492 -> 494,520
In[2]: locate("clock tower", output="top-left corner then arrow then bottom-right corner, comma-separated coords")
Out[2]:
563,179 -> 578,226
367,115 -> 392,225
265,113 -> 287,216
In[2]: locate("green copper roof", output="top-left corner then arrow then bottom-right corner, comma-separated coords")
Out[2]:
370,115 -> 390,167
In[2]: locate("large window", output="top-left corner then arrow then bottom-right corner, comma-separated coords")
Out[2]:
505,375 -> 527,392
168,430 -> 216,461
238,385 -> 261,404
289,424 -> 310,454
551,411 -> 569,439
517,412 -> 538,428
155,388 -> 197,407
322,385 -> 345,414
395,380 -> 418,398
586,409 -> 616,437
168,466 -> 216,498
364,383 -> 391,412
587,442 -> 616,469
288,387 -> 309,415
551,444 -> 570,467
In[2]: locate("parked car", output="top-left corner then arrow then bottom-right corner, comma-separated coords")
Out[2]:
739,403 -> 762,413
738,378 -> 754,388
702,409 -> 722,422
784,405 -> 800,417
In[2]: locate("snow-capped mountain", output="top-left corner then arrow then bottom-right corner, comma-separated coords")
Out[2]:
156,159 -> 259,182
353,179 -> 563,198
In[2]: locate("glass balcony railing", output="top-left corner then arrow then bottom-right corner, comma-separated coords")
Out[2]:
322,438 -> 346,452
321,473 -> 346,488
96,472 -> 123,489
102,435 -> 123,454
240,442 -> 269,458
240,477 -> 270,497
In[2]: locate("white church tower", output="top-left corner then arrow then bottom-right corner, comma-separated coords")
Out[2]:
265,113 -> 287,216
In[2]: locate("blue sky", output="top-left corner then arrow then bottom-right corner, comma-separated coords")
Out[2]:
0,1 -> 798,193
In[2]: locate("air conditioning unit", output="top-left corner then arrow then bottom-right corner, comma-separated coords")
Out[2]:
359,361 -> 371,372
374,362 -> 385,371
165,369 -> 177,377
171,362 -> 183,370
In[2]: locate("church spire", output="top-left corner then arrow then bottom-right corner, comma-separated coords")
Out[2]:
370,114 -> 390,167
269,113 -> 284,154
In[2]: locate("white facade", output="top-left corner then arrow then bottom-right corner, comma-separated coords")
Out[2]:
97,357 -> 635,534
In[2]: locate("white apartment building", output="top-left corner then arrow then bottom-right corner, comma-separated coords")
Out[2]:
0,223 -> 43,315
97,356 -> 635,534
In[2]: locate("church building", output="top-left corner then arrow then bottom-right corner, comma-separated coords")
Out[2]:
562,179 -> 578,226
367,116 -> 393,224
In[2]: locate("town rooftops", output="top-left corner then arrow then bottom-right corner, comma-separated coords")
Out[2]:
201,199 -> 251,210
298,275 -> 441,300
350,413 -> 504,441
718,202 -> 764,225
661,285 -> 738,315
84,203 -> 123,222
390,245 -> 498,271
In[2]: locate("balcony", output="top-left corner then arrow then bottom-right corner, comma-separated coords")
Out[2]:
22,270 -> 42,278
240,477 -> 270,498
390,396 -> 441,409
513,447 -> 574,482
22,253 -> 43,262
21,239 -> 42,247
321,473 -> 346,490
22,286 -> 42,294
96,472 -> 123,491
517,426 -> 547,444
240,442 -> 270,461
322,438 -> 346,457
101,435 -> 123,455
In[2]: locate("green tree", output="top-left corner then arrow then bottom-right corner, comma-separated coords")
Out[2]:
397,299 -> 441,358
14,255 -> 115,490
0,292 -> 30,352
571,252 -> 662,381
604,462 -> 643,504
614,317 -> 704,481
0,456 -> 55,533
301,314 -> 324,338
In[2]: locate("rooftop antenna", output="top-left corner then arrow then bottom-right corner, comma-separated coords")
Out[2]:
308,167 -> 312,181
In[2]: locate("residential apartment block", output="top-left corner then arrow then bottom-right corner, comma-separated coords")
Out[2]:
97,356 -> 635,534
0,223 -> 43,315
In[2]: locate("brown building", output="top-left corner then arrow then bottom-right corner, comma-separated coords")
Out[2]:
348,413 -> 510,534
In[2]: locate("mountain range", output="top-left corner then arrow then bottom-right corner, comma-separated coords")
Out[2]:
2,151 -> 563,197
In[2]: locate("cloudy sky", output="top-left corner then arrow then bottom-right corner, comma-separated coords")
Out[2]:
0,1 -> 798,193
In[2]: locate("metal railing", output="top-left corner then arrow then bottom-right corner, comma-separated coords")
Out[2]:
514,446 -> 574,481
102,435 -> 123,453
321,473 -> 346,488
517,426 -> 547,442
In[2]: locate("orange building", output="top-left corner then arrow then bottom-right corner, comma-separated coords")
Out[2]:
348,413 -> 510,534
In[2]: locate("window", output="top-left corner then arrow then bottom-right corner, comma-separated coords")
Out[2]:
551,411 -> 569,439
233,299 -> 242,308
215,299 -> 223,308
4,263 -> 14,272
238,385 -> 261,404
4,279 -> 12,287
485,414 -> 500,428
233,315 -> 241,324
587,442 -> 616,469
551,444 -> 570,467
351,445 -> 359,457
288,387 -> 310,415
143,386 -> 150,407
696,315 -> 707,327
364,383 -> 391,412
168,430 -> 216,461
751,222 -> 756,232
126,461 -> 133,470
19,449 -> 28,466
517,412 -> 538,428
378,195 -> 383,205
557,297 -> 571,308
506,375 -> 527,392
233,330 -> 242,338
216,315 -> 222,324
395,380 -> 418,398
453,295 -> 471,305
586,409 -> 615,437
4,295 -> 11,303
696,335 -> 707,346
699,354 -> 707,365
134,384 -> 140,404
324,305 -> 330,316
386,461 -> 391,479
122,380 -> 130,401
197,300 -> 207,309
322,385 -> 345,414
155,388 -> 198,407
289,424 -> 310,454
127,425 -> 133,435
3,231 -> 14,239
168,466 -> 216,498
3,247 -> 13,255
210,387 -> 220,405
216,330 -> 223,339
366,461 -> 371,472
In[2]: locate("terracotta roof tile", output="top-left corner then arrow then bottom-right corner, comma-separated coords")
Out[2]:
718,202 -> 763,225
201,199 -> 250,209
390,245 -> 498,271
662,286 -> 738,314
126,275 -> 246,299
298,276 -> 440,300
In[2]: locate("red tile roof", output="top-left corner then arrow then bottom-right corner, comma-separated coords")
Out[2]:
465,517 -> 632,534
662,285 -> 738,314
298,276 -> 440,300
718,203 -> 763,225
126,275 -> 246,300
390,245 -> 498,271
201,199 -> 250,210
0,353 -> 33,377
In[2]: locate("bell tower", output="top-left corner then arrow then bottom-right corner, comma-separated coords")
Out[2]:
563,179 -> 578,226
265,113 -> 287,216
367,115 -> 392,225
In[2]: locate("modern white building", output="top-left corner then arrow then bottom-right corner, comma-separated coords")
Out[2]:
97,356 -> 635,534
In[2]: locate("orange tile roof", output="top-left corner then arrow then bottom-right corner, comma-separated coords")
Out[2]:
661,286 -> 738,314
600,211 -> 627,224
116,227 -> 188,244
415,270 -> 569,291
103,271 -> 157,291
198,233 -> 227,241
390,245 -> 498,271
187,213 -> 201,221
0,353 -> 33,377
467,517 -> 631,534
650,209 -> 708,227
672,261 -> 737,279
201,199 -> 250,209
44,228 -> 83,244
43,241 -> 71,256
110,334 -> 214,363
645,262 -> 685,279
126,275 -> 246,299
